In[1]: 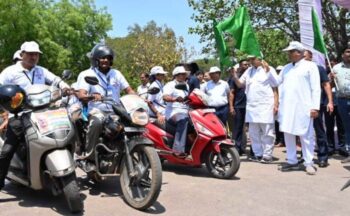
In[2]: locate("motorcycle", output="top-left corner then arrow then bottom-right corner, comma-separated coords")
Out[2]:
144,85 -> 240,179
75,76 -> 162,210
0,70 -> 83,213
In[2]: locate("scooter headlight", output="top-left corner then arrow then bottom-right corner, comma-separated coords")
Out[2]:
195,122 -> 214,137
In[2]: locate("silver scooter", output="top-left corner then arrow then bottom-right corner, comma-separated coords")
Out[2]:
0,73 -> 83,213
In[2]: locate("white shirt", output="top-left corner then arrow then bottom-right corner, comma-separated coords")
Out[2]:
200,79 -> 230,107
77,67 -> 129,113
137,83 -> 150,99
239,66 -> 277,123
268,59 -> 321,135
0,61 -> 69,91
163,80 -> 189,120
147,80 -> 166,116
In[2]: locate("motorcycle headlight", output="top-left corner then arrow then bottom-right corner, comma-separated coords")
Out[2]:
131,110 -> 149,126
27,90 -> 51,107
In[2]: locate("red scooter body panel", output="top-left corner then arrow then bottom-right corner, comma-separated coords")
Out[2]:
144,91 -> 233,167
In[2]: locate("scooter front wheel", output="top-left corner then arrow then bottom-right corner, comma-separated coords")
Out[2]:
120,145 -> 162,210
60,172 -> 84,213
205,145 -> 240,179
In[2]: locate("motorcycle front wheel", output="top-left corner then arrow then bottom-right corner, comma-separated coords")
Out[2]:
205,145 -> 240,179
120,145 -> 162,210
60,172 -> 83,213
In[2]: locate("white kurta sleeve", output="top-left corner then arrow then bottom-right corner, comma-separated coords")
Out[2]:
309,63 -> 321,110
267,67 -> 282,87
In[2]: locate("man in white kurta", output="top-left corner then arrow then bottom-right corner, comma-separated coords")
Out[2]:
268,41 -> 321,175
232,57 -> 278,162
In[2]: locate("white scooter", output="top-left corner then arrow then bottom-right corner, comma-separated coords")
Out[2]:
0,72 -> 83,213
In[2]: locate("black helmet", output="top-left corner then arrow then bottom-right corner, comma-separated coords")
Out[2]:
90,44 -> 115,67
0,85 -> 26,113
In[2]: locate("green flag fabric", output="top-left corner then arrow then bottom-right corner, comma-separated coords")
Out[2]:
311,8 -> 327,54
214,6 -> 261,67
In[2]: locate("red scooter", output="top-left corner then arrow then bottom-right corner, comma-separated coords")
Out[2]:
144,86 -> 240,179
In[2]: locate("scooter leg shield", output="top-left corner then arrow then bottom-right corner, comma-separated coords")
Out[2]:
45,149 -> 75,177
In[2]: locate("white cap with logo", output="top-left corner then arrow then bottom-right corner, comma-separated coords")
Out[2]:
150,66 -> 168,76
172,66 -> 189,76
20,41 -> 42,54
208,66 -> 221,74
283,41 -> 305,52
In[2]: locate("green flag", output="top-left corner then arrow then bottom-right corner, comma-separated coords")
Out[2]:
311,8 -> 327,54
214,6 -> 261,67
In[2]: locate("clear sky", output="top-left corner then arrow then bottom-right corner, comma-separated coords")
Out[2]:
94,0 -> 203,58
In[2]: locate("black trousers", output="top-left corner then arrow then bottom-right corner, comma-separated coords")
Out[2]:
0,117 -> 25,183
324,105 -> 345,151
274,121 -> 284,144
314,106 -> 328,162
232,108 -> 246,154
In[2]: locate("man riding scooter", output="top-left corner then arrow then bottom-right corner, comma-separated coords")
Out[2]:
76,44 -> 135,170
163,66 -> 190,158
0,41 -> 70,190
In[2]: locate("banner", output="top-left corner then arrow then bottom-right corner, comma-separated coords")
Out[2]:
298,0 -> 325,67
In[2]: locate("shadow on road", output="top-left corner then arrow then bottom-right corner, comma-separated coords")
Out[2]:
1,182 -> 86,215
78,175 -> 166,214
162,163 -> 240,180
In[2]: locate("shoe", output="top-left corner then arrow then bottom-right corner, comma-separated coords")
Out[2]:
260,157 -> 273,164
318,161 -> 329,168
81,161 -> 96,172
305,165 -> 317,175
275,142 -> 285,147
278,163 -> 300,171
341,156 -> 350,164
173,152 -> 187,158
249,156 -> 262,162
0,181 -> 4,190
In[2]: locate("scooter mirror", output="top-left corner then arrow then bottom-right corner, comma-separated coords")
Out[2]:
175,83 -> 188,92
84,76 -> 99,85
148,87 -> 160,95
61,70 -> 72,80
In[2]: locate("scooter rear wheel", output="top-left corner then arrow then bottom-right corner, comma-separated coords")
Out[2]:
205,145 -> 240,179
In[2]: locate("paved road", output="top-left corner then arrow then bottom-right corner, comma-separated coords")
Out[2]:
1,147 -> 350,216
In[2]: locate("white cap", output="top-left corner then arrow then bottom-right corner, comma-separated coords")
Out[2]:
12,50 -> 22,60
209,66 -> 221,73
283,41 -> 305,52
276,65 -> 284,71
20,41 -> 42,53
150,66 -> 168,76
172,66 -> 189,76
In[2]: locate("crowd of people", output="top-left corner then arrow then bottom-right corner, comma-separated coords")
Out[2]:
0,39 -> 349,191
138,41 -> 350,175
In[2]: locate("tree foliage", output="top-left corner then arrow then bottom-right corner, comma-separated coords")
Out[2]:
0,0 -> 112,79
188,0 -> 350,63
107,21 -> 185,88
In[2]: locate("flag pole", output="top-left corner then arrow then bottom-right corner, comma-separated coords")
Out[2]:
324,52 -> 339,91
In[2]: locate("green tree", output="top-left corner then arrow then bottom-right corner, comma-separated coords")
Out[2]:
107,21 -> 185,88
188,0 -> 349,61
0,0 -> 112,79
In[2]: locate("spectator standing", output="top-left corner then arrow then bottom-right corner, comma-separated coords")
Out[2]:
268,41 -> 321,175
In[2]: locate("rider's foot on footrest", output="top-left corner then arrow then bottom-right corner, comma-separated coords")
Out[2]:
173,152 -> 187,158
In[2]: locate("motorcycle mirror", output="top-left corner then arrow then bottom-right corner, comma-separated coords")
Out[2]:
175,83 -> 188,92
84,76 -> 99,85
147,87 -> 160,95
61,70 -> 72,80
